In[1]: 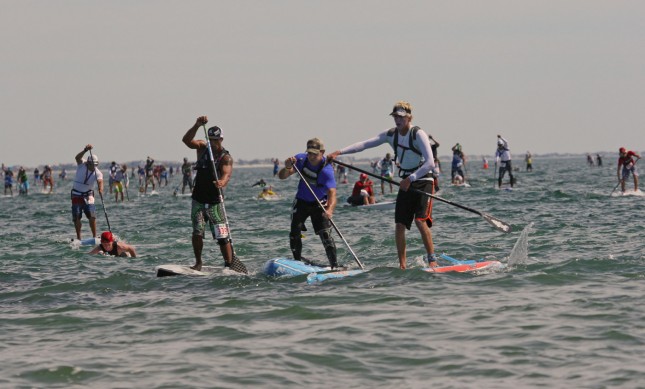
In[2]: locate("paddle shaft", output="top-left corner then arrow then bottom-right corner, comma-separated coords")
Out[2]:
201,125 -> 237,255
124,170 -> 130,201
331,158 -> 511,233
291,162 -> 365,269
88,148 -> 111,232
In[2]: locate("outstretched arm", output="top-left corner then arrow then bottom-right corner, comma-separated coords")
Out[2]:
329,130 -> 390,160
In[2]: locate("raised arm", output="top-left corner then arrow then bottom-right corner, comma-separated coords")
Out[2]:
278,156 -> 297,179
182,116 -> 208,150
75,144 -> 92,164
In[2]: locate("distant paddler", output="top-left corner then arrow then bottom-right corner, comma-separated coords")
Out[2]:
495,134 -> 515,188
180,157 -> 194,194
42,165 -> 54,193
252,178 -> 267,187
617,147 -> 641,193
89,231 -> 137,257
113,164 -> 127,202
451,143 -> 467,185
258,185 -> 278,199
346,173 -> 375,206
71,144 -> 104,240
3,165 -> 14,196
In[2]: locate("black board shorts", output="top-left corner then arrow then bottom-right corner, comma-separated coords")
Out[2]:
394,177 -> 434,230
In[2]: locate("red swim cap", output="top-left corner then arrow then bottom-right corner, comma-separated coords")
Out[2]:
101,231 -> 114,242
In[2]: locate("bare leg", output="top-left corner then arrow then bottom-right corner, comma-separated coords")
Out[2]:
74,218 -> 82,239
635,176 -> 639,192
220,242 -> 233,266
415,219 -> 436,267
395,223 -> 407,269
89,217 -> 97,238
191,234 -> 203,270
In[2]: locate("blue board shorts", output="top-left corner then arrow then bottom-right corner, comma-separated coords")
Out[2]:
622,165 -> 639,179
71,196 -> 97,220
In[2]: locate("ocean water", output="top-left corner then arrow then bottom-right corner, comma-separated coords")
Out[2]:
1,157 -> 644,389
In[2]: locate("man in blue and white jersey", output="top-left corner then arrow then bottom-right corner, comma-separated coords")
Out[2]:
329,101 -> 437,270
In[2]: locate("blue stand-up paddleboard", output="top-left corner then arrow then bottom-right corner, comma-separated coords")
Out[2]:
263,258 -> 331,277
306,269 -> 366,284
263,258 -> 366,283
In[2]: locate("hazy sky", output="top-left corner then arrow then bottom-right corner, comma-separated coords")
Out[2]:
2,0 -> 643,166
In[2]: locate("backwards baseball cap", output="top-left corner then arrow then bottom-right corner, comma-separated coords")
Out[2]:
208,126 -> 223,139
619,147 -> 626,153
100,231 -> 114,242
497,139 -> 504,146
87,155 -> 99,164
360,173 -> 368,180
306,138 -> 324,154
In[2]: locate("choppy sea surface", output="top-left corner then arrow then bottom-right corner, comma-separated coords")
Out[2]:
1,157 -> 644,389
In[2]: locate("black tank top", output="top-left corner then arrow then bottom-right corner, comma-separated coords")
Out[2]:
191,148 -> 230,204
107,242 -> 119,256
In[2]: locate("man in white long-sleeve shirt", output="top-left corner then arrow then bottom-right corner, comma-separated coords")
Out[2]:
495,134 -> 514,188
329,101 -> 437,270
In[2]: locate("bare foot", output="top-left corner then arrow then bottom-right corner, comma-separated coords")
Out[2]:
190,263 -> 202,271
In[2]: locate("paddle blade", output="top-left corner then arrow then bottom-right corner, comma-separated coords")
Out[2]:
481,212 -> 512,234
228,255 -> 249,275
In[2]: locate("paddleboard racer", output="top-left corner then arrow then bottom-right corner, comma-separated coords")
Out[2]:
89,231 -> 137,257
278,138 -> 340,269
329,100 -> 438,269
71,145 -> 104,240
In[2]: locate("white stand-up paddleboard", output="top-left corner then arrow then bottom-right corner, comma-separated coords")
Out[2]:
613,189 -> 644,197
70,237 -> 99,246
343,201 -> 396,210
155,264 -> 219,277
